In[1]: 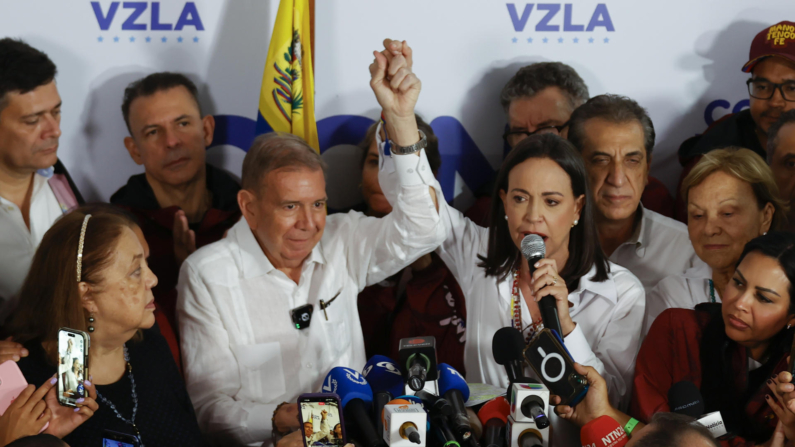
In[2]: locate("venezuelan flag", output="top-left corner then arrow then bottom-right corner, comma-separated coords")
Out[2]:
256,0 -> 319,152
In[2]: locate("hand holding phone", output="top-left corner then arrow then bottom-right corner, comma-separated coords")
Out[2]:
523,329 -> 588,406
0,372 -> 56,445
57,328 -> 89,408
42,370 -> 98,439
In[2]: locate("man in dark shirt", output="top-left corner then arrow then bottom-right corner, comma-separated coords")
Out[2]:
110,73 -> 241,364
675,21 -> 795,221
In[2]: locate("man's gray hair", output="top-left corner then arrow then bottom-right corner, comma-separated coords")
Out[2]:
241,132 -> 327,192
767,109 -> 795,164
499,62 -> 589,113
637,412 -> 720,447
567,94 -> 656,158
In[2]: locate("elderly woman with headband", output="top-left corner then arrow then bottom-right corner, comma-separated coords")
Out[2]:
7,206 -> 205,446
643,147 -> 787,335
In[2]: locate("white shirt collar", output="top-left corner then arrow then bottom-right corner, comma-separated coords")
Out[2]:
568,264 -> 619,307
682,260 -> 712,280
232,219 -> 326,280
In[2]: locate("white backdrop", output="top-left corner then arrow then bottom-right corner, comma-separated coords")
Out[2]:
0,0 -> 786,209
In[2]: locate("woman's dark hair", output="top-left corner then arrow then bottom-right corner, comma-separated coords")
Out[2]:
700,231 -> 795,441
640,413 -> 720,447
477,133 -> 609,289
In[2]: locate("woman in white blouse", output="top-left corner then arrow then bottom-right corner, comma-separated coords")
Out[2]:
643,148 -> 786,336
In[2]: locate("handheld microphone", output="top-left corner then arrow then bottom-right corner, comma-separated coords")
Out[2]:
399,336 -> 439,392
521,235 -> 563,339
667,381 -> 704,418
579,415 -> 627,447
506,417 -> 545,447
668,381 -> 727,438
415,390 -> 453,417
492,327 -> 530,386
437,364 -> 476,443
519,396 -> 549,430
477,397 -> 510,447
382,399 -> 427,446
323,367 -> 383,447
363,355 -> 406,434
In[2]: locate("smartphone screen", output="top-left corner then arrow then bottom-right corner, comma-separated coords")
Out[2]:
58,328 -> 88,407
102,429 -> 140,447
299,394 -> 345,447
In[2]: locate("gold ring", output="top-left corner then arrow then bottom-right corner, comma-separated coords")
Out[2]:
552,276 -> 558,285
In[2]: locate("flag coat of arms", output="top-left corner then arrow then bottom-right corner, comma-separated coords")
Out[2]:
257,0 -> 319,152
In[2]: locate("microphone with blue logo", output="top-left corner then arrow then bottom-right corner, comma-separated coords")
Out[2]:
437,363 -> 477,444
363,356 -> 406,436
323,367 -> 384,447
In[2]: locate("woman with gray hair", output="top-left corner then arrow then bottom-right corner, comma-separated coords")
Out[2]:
643,147 -> 788,335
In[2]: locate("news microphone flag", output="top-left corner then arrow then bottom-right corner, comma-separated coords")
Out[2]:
257,0 -> 319,151
580,415 -> 627,447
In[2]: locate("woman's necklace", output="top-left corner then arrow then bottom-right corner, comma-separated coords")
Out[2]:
96,345 -> 142,446
510,270 -> 545,342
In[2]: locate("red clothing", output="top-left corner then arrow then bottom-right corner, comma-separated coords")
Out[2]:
632,307 -> 785,446
357,254 -> 467,375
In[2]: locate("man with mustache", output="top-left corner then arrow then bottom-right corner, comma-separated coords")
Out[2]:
111,73 -> 241,366
676,21 -> 795,220
0,38 -> 83,321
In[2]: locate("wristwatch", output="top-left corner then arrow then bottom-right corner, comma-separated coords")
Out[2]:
390,130 -> 427,155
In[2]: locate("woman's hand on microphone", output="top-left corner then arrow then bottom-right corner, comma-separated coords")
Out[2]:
527,258 -> 575,336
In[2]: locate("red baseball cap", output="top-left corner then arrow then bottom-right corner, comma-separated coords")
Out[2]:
742,21 -> 795,73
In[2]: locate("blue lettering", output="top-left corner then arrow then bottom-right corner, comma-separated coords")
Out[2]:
535,4 -> 560,32
91,1 -> 119,31
563,4 -> 584,31
506,3 -> 534,32
704,99 -> 730,125
121,2 -> 147,30
150,2 -> 173,31
586,4 -> 615,32
175,2 -> 204,31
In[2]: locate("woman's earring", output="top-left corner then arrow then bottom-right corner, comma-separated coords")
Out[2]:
764,232 -> 768,236
504,215 -> 508,221
88,314 -> 95,333
788,324 -> 792,330
572,220 -> 579,228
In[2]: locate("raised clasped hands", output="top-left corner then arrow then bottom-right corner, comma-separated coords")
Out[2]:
369,39 -> 420,146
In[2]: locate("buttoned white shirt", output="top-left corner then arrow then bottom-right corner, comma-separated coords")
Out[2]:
643,261 -> 717,337
0,170 -> 63,319
177,151 -> 444,446
608,206 -> 704,293
433,202 -> 645,446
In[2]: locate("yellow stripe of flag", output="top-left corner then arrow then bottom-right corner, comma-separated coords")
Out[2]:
257,0 -> 319,152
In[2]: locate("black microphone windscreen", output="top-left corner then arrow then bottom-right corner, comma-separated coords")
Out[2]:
492,327 -> 525,365
668,381 -> 705,418
521,234 -> 545,263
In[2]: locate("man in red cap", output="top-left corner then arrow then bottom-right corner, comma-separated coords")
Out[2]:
673,21 -> 795,221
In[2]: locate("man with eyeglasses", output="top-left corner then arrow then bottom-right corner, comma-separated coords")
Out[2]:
466,62 -> 675,224
674,21 -> 795,221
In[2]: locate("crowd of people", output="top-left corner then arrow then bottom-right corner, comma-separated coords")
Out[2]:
0,18 -> 794,447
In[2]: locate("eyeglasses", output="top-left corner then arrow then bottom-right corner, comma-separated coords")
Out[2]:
746,79 -> 795,102
502,121 -> 570,147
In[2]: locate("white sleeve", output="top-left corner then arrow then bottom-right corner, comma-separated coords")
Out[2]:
177,261 -> 274,445
342,155 -> 446,289
376,125 -> 487,291
563,272 -> 645,412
